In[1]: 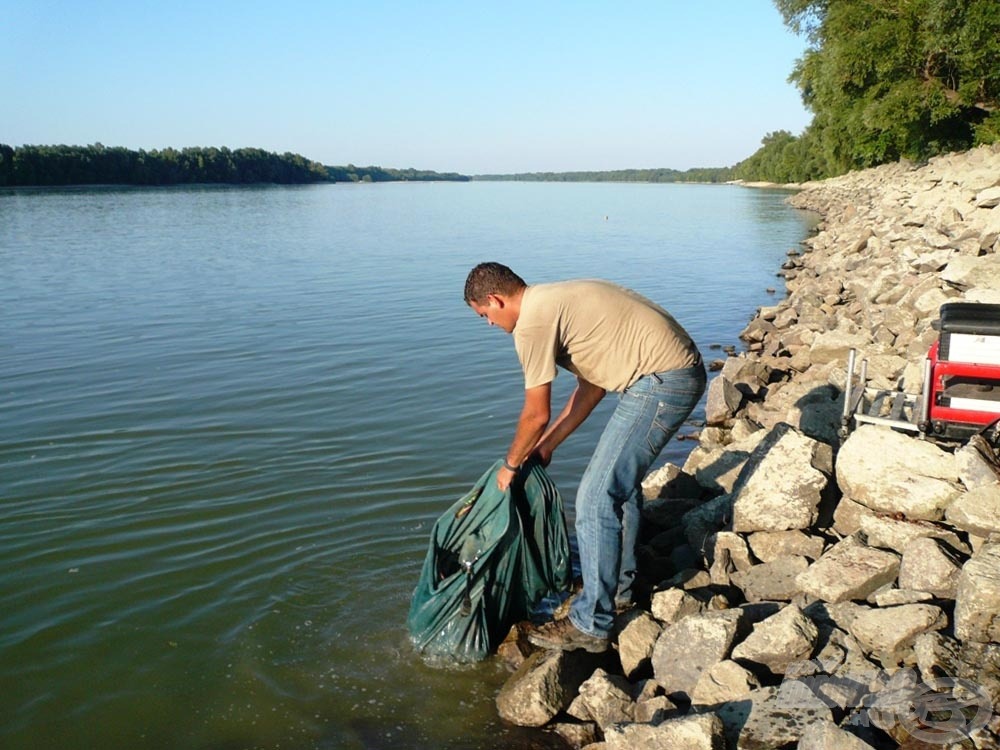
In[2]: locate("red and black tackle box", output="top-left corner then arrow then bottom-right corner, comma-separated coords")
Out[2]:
926,302 -> 1000,438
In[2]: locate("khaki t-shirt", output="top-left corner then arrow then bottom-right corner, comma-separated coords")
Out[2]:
513,280 -> 700,392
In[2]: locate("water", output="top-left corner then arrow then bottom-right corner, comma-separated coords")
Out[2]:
0,181 -> 814,749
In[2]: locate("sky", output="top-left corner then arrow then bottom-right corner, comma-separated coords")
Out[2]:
3,1 -> 813,175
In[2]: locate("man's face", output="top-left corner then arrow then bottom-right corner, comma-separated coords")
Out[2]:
469,295 -> 514,334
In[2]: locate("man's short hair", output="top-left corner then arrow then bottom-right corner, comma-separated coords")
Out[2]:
463,262 -> 526,304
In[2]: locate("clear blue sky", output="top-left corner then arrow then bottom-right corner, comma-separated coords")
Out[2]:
3,0 -> 812,174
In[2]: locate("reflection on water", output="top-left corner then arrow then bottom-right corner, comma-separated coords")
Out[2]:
0,182 -> 812,749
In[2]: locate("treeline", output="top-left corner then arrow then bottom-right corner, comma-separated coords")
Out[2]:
734,0 -> 1000,183
473,167 -> 734,183
0,144 -> 331,187
0,144 -> 472,187
326,164 -> 469,182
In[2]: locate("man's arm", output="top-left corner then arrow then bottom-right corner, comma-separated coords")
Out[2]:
496,383 -> 551,490
533,377 -> 606,465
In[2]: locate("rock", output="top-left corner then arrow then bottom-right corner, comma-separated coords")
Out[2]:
633,696 -> 678,724
705,374 -> 744,425
651,609 -> 746,702
798,721 -> 878,750
616,610 -> 662,680
716,684 -> 831,749
975,186 -> 1000,208
576,668 -> 634,729
858,512 -> 968,555
681,494 -> 733,552
731,424 -> 830,532
686,431 -> 767,494
690,659 -> 761,705
848,604 -> 948,662
809,329 -> 873,365
955,541 -> 1000,644
836,425 -> 962,521
731,555 -> 809,602
955,436 -> 1000,491
496,649 -> 604,727
941,253 -> 1000,291
650,587 -> 708,625
833,496 -> 877,536
869,587 -> 933,607
913,631 -> 963,681
796,534 -> 901,603
603,713 -> 726,750
496,621 -> 534,671
641,463 -> 702,503
731,604 -> 819,676
550,721 -> 600,749
705,531 -> 754,585
747,529 -> 825,563
946,485 -> 1000,536
785,384 -> 845,444
897,537 -> 963,598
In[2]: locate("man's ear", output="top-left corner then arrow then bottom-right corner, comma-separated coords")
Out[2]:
487,293 -> 506,309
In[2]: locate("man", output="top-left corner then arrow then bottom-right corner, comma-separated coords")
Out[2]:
464,262 -> 705,653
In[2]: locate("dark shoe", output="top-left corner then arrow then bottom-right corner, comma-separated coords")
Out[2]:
614,599 -> 635,615
528,617 -> 609,653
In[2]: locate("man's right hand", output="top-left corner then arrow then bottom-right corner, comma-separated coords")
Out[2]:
531,443 -> 553,467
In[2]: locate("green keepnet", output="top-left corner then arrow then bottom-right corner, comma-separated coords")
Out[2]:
407,459 -> 572,662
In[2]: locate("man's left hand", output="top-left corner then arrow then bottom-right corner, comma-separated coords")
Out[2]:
497,465 -> 516,491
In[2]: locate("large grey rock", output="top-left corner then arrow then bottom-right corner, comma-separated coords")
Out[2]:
731,604 -> 819,676
833,496 -> 877,536
706,531 -> 754,585
955,436 -> 1000,490
690,659 -> 761,706
747,530 -> 825,563
913,631 -> 963,681
836,425 -> 962,520
955,541 -> 1000,644
897,537 -> 963,598
731,424 -> 830,533
632,680 -> 678,724
705,374 -> 744,425
650,587 -> 708,625
616,610 -> 662,680
716,684 -> 831,750
941,253 -> 1000,291
974,186 -> 1000,208
651,609 -> 746,702
550,721 -> 599,749
946,485 -> 1000,536
809,329 -> 872,366
785,383 -> 844,444
681,494 -> 733,551
576,668 -> 634,729
796,534 -> 901,603
848,604 -> 948,661
858,512 -> 967,554
604,713 -> 725,750
495,649 -> 602,726
685,431 -> 767,494
798,721 -> 878,750
731,555 -> 810,603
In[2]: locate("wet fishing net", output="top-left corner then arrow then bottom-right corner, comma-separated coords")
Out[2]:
407,458 -> 572,663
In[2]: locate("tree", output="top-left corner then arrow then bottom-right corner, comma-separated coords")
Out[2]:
774,0 -> 1000,172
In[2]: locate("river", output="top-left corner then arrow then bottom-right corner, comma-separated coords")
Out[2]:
0,180 -> 813,749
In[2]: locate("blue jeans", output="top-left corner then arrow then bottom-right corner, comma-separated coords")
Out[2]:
569,362 -> 706,638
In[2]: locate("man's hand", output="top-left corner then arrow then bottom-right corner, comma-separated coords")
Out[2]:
531,443 -> 553,467
496,465 -> 516,491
